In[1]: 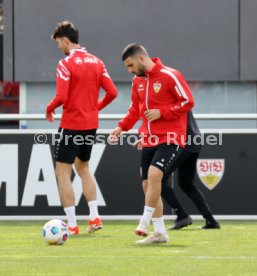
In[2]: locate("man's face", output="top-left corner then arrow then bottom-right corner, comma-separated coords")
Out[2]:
55,37 -> 69,55
123,56 -> 146,77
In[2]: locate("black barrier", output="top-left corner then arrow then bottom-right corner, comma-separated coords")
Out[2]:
0,132 -> 257,216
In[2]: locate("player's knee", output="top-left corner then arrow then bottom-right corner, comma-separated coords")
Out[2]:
148,166 -> 163,183
55,169 -> 70,182
55,163 -> 72,181
74,160 -> 89,176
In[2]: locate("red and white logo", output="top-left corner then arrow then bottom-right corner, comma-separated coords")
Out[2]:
153,82 -> 161,93
74,57 -> 83,64
197,159 -> 225,190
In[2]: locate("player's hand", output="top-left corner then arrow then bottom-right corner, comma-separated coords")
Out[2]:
46,111 -> 55,122
144,109 -> 161,122
108,127 -> 122,143
133,139 -> 142,150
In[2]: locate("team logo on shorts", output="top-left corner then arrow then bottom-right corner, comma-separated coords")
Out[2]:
196,159 -> 225,190
153,82 -> 161,93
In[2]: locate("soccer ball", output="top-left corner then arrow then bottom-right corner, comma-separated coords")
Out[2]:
42,219 -> 69,245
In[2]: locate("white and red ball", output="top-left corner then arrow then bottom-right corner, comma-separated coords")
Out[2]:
42,219 -> 69,245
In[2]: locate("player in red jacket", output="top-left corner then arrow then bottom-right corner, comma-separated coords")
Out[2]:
110,44 -> 194,244
46,21 -> 117,235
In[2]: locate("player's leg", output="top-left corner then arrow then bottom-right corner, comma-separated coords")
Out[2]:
162,176 -> 192,230
135,148 -> 155,236
136,179 -> 169,244
148,143 -> 182,210
161,150 -> 192,229
136,143 -> 182,243
56,162 -> 74,207
149,144 -> 182,236
148,143 -> 182,215
146,165 -> 163,208
178,152 -> 220,229
75,129 -> 102,232
137,196 -> 169,244
54,128 -> 79,234
74,159 -> 97,202
139,170 -> 165,233
151,197 -> 168,239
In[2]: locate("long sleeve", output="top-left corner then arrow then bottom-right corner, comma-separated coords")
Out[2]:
159,68 -> 194,120
46,60 -> 70,113
118,82 -> 140,131
98,63 -> 118,111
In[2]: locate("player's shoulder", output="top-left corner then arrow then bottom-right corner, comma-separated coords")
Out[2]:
57,57 -> 70,69
83,50 -> 101,61
131,76 -> 147,90
131,76 -> 140,87
132,75 -> 138,82
57,55 -> 72,68
132,75 -> 144,83
84,52 -> 107,70
161,66 -> 184,79
162,66 -> 181,74
67,50 -> 103,68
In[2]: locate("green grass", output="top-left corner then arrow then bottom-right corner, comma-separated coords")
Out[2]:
0,221 -> 257,276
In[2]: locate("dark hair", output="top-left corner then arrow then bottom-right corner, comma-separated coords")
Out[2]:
121,43 -> 148,61
51,20 -> 79,43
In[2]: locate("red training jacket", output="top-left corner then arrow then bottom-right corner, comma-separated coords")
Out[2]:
118,58 -> 194,148
46,47 -> 118,130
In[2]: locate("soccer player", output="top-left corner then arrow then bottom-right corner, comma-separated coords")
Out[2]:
162,111 -> 220,230
46,21 -> 118,235
110,44 -> 194,244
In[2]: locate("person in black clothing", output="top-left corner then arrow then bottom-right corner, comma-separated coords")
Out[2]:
161,111 -> 220,229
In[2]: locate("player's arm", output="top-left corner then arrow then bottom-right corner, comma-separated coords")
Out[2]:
46,60 -> 70,121
159,69 -> 194,120
117,82 -> 140,131
98,63 -> 118,111
109,82 -> 140,141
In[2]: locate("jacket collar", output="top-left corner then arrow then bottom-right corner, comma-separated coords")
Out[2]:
69,47 -> 87,56
145,57 -> 164,76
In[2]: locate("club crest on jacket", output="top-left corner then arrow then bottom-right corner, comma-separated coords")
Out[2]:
153,82 -> 161,93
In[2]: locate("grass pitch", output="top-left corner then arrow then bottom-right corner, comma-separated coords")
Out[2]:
0,220 -> 257,276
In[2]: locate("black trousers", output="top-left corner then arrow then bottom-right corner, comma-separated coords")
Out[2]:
161,151 -> 215,222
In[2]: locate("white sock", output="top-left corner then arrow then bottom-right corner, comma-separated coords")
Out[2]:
141,206 -> 155,225
88,200 -> 99,220
152,217 -> 166,234
64,206 -> 77,227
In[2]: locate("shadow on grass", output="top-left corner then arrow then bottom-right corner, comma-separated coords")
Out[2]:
132,243 -> 188,248
70,233 -> 112,239
168,227 -> 221,232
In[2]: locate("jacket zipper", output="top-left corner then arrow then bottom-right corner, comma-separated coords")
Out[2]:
145,76 -> 152,136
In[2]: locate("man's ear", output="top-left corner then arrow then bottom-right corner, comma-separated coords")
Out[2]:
139,55 -> 145,63
63,37 -> 70,45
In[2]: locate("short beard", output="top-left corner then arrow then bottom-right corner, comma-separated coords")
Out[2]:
135,64 -> 146,77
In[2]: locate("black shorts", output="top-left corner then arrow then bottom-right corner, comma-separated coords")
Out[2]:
54,128 -> 97,164
140,143 -> 182,181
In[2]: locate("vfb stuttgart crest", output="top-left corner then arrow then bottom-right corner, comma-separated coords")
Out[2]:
153,82 -> 161,93
197,159 -> 225,190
